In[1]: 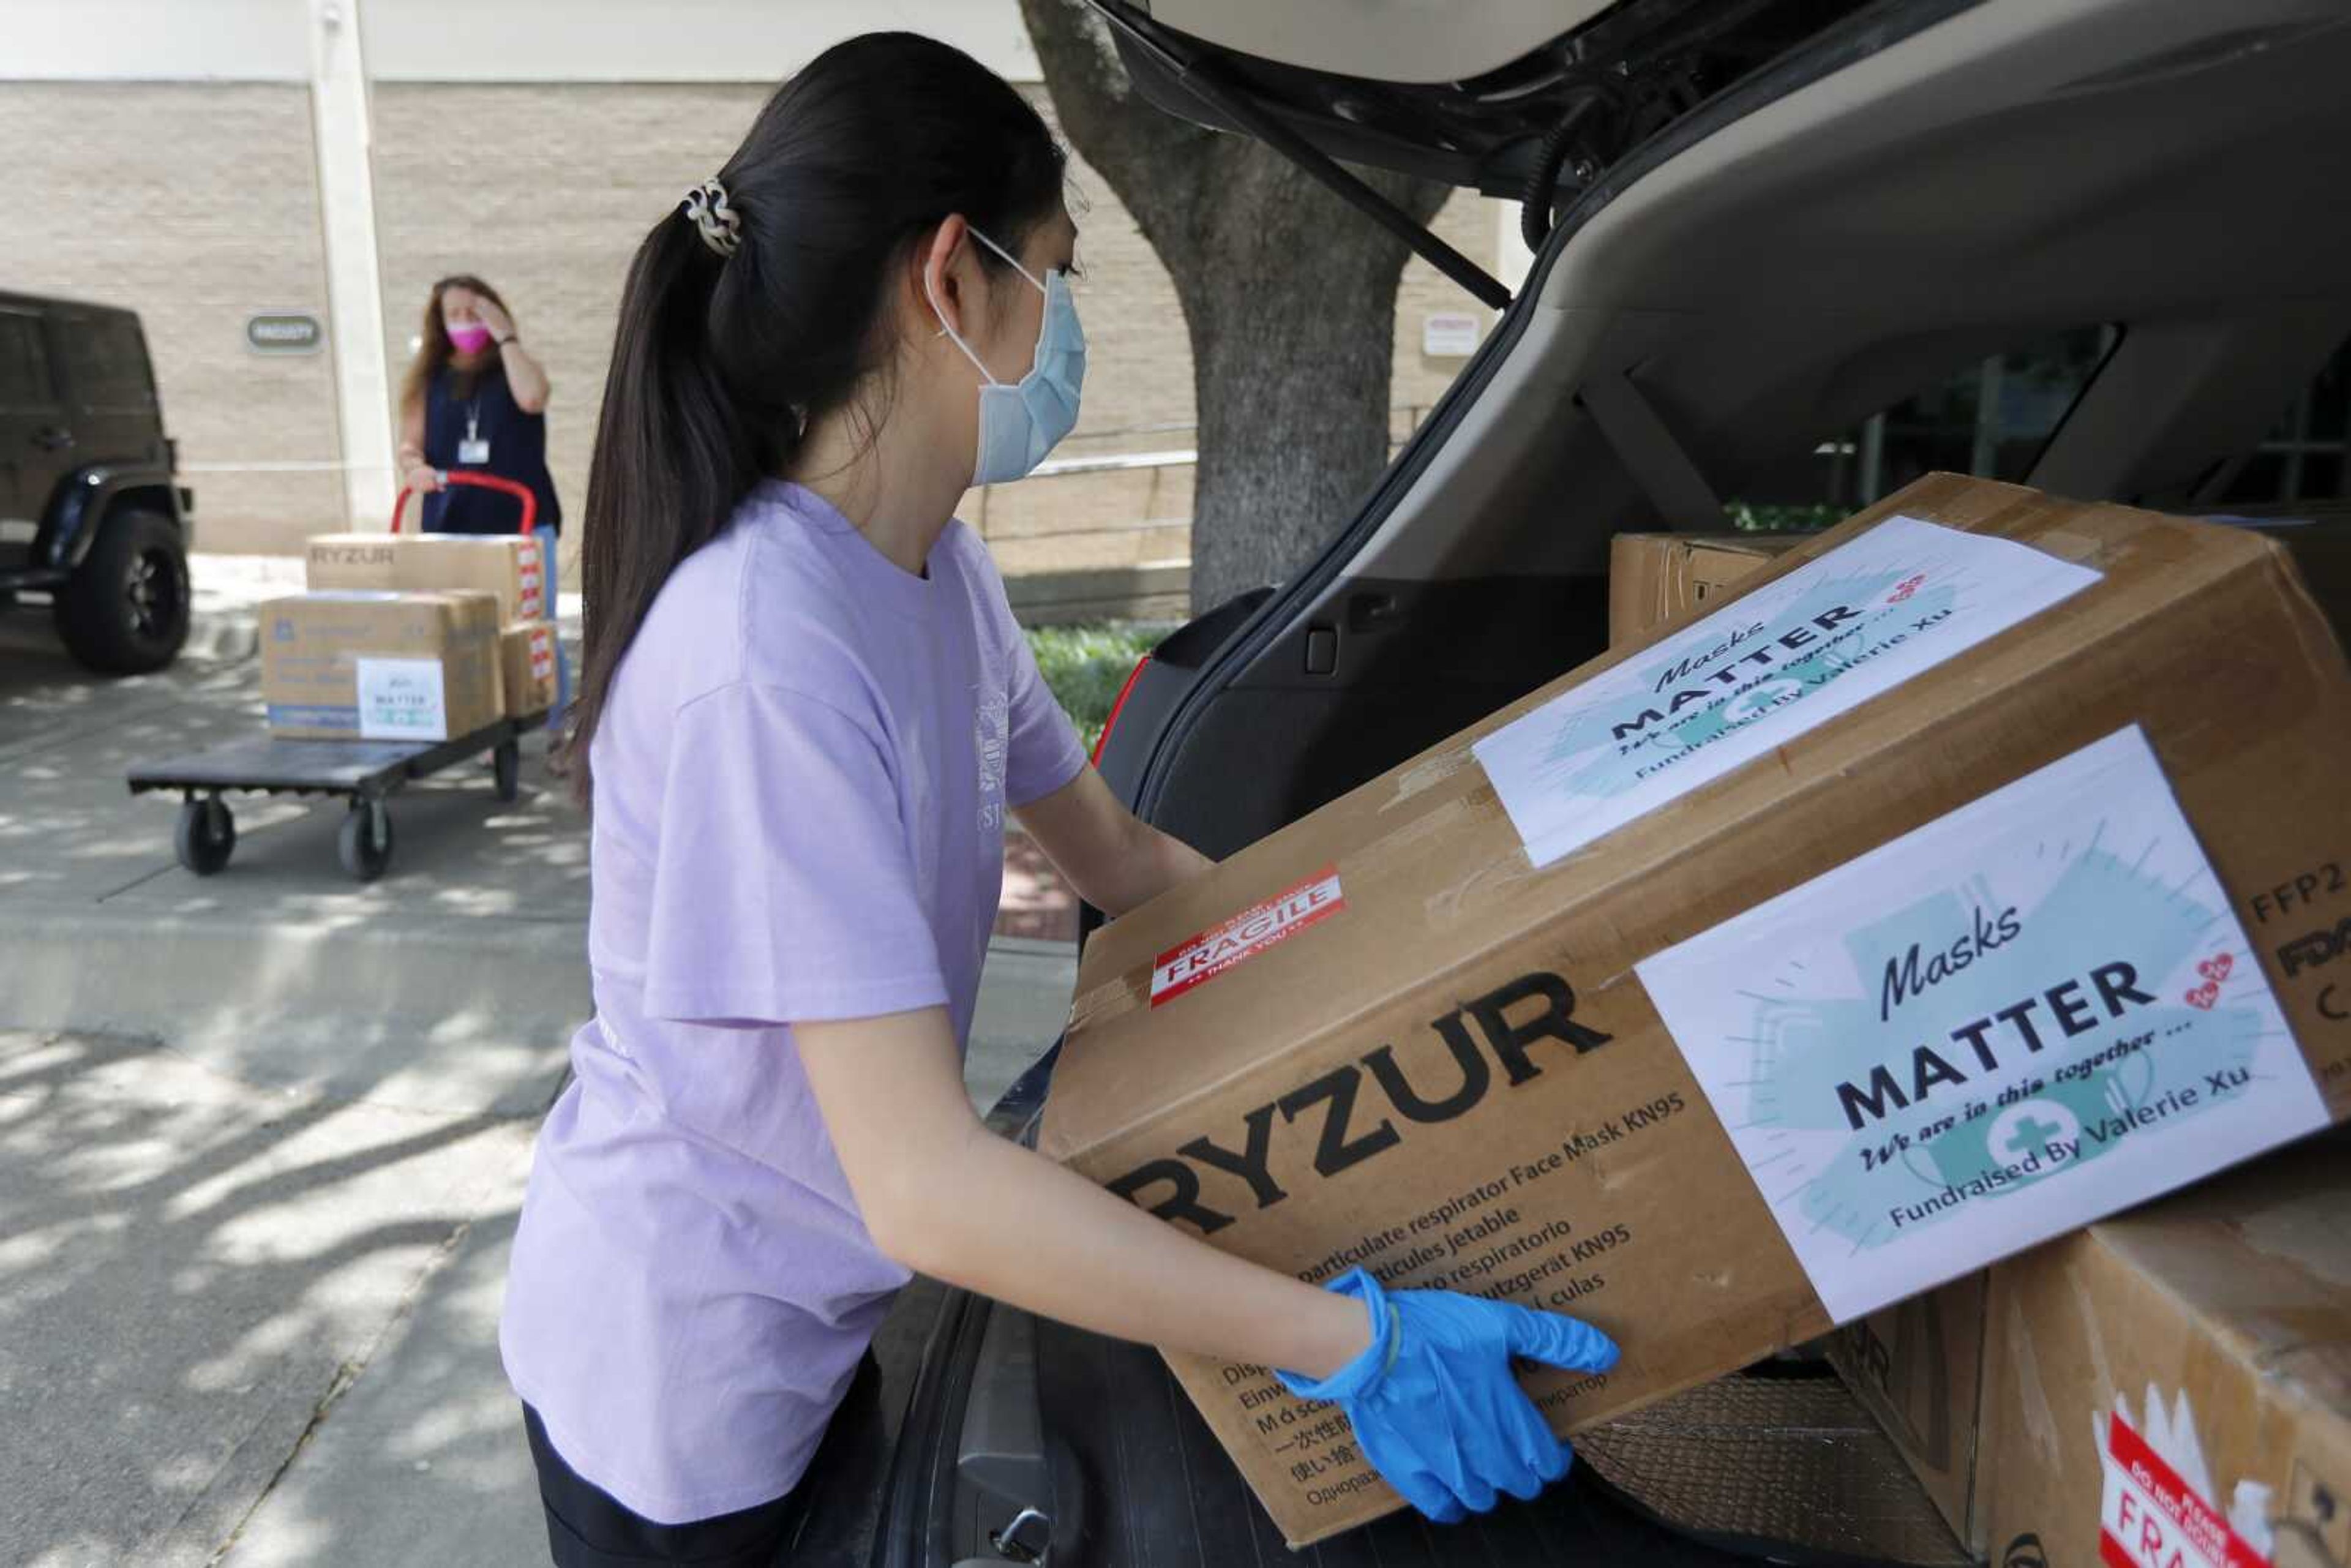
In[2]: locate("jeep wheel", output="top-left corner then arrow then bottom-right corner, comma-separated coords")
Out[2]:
56,508 -> 190,675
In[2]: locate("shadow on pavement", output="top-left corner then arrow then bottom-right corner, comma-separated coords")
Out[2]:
0,614 -> 1077,1566
0,1029 -> 539,1567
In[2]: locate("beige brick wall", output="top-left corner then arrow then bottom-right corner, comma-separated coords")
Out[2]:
0,82 -> 343,552
369,83 -> 1499,583
15,78 -> 1499,580
369,83 -> 1212,580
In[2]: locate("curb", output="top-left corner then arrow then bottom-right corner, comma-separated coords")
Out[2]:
987,934 -> 1081,961
0,902 -> 587,1118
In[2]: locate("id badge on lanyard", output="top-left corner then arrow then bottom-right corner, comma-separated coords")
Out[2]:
457,404 -> 490,467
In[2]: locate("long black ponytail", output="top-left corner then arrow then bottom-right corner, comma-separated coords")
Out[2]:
566,32 -> 1067,801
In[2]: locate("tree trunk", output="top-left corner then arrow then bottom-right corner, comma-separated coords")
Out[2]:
1020,0 -> 1451,615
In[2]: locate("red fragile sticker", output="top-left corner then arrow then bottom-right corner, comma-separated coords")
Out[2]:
2099,1412 -> 2270,1568
1151,868 -> 1344,1007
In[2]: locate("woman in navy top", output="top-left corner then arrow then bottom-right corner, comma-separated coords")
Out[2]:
397,274 -> 571,735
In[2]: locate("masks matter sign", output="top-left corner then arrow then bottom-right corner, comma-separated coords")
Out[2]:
1475,516 -> 2101,867
1636,726 -> 2327,1324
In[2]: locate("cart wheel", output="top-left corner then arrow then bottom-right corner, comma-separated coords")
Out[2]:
492,738 -> 521,803
339,800 -> 394,882
174,797 -> 235,876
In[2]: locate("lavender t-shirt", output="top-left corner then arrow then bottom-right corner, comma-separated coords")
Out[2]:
500,480 -> 1086,1523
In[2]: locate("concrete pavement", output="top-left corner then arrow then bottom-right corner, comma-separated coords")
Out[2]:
0,1027 -> 541,1568
205,934 -> 1069,1568
0,594 -> 1079,1567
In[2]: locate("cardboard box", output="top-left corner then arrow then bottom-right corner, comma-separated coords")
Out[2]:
1608,517 -> 2351,652
1829,1272 -> 1990,1541
1039,473 -> 2351,1546
1607,531 -> 1805,645
260,590 -> 502,741
1973,1138 -> 2351,1568
394,533 -> 547,626
305,533 -> 401,593
2207,512 -> 2351,653
500,622 -> 558,719
1830,511 -> 2351,1551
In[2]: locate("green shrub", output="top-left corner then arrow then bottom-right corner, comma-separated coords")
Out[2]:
1723,500 -> 1848,533
1024,622 -> 1172,756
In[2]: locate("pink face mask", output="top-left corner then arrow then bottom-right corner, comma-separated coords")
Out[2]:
446,320 -> 493,354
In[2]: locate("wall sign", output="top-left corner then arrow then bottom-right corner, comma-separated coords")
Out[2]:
246,312 -> 324,354
1422,312 -> 1483,357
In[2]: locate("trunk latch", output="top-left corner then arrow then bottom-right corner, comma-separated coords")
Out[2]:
988,1506 -> 1052,1563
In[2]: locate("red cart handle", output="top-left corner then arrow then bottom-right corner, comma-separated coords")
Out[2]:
389,469 -> 538,535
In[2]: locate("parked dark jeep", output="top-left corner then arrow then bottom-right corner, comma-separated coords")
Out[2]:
0,291 -> 194,673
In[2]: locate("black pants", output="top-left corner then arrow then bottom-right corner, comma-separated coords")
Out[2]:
524,1402 -> 812,1567
523,1355 -> 887,1566
522,1354 -> 883,1561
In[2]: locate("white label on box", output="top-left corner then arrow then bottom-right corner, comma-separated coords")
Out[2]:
1472,516 -> 2101,866
1634,726 -> 2323,1325
356,656 -> 450,741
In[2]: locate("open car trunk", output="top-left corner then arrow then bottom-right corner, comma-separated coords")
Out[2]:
849,1 -> 2351,1563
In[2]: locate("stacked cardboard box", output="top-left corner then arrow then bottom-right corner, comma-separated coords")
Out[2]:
1974,1139 -> 2351,1568
1829,1140 -> 2351,1568
1605,531 -> 1809,645
259,590 -> 502,741
1609,512 -> 2351,651
1040,475 -> 2351,1547
306,530 -> 555,720
304,533 -> 399,593
1608,514 -> 2351,1568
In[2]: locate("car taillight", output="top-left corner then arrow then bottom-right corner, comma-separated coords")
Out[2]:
1090,653 -> 1152,767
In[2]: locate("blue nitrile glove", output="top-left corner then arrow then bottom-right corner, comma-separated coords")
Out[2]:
1275,1267 -> 1620,1524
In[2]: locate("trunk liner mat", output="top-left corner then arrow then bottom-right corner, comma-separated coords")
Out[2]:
1577,1369 -> 1973,1567
1035,1315 -> 1962,1566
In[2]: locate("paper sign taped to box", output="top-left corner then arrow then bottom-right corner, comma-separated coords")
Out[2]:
1474,516 -> 2101,866
356,656 -> 451,741
1635,725 -> 2327,1325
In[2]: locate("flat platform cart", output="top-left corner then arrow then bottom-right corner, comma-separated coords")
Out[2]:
126,470 -> 550,882
128,714 -> 545,881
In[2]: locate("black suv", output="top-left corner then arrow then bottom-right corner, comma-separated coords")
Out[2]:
0,291 -> 194,673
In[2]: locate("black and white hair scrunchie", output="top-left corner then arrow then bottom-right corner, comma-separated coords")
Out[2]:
682,179 -> 742,260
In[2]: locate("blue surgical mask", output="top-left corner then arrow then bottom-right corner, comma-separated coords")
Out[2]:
929,227 -> 1086,486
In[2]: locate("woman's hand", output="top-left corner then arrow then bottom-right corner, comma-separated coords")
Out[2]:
403,463 -> 444,494
796,1005 -> 1613,1523
1277,1269 -> 1619,1522
475,295 -> 517,343
486,301 -> 552,413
